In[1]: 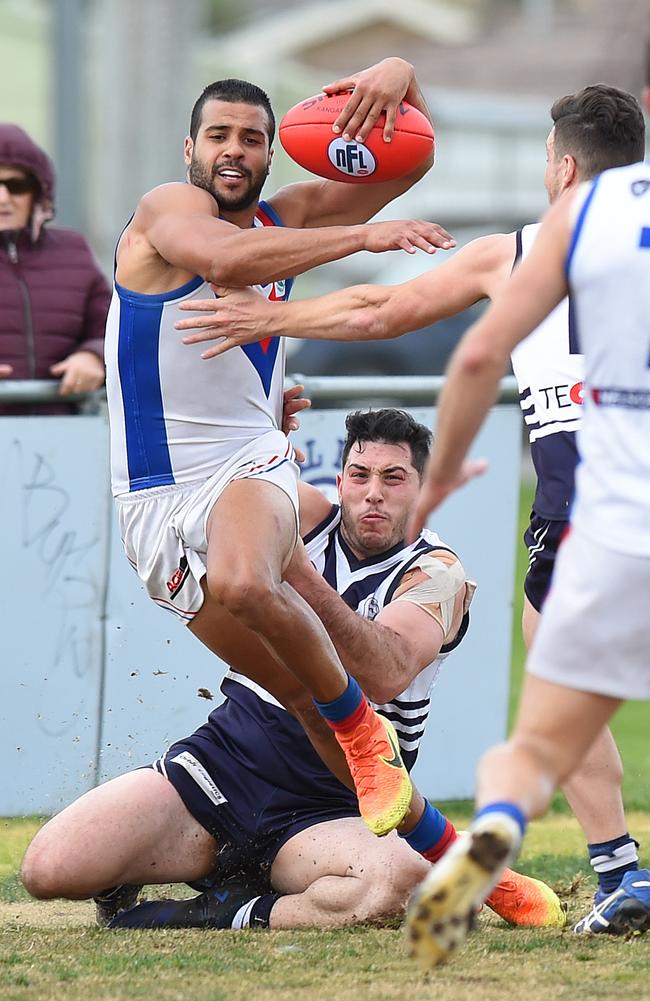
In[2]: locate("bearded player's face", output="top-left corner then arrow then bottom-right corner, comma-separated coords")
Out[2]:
186,99 -> 272,214
337,440 -> 422,559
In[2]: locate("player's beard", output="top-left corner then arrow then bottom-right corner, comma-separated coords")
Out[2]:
340,507 -> 409,558
189,155 -> 269,213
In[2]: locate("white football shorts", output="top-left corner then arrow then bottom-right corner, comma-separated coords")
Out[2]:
527,525 -> 650,700
115,430 -> 299,624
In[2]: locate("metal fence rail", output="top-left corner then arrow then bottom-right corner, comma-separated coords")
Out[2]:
0,375 -> 520,406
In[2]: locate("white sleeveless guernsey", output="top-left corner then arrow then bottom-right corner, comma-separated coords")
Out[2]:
105,200 -> 292,497
510,223 -> 584,519
566,163 -> 650,555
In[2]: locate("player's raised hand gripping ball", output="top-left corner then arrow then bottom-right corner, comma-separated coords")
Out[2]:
279,93 -> 434,184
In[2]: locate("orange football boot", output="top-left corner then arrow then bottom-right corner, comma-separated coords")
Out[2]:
486,868 -> 567,927
335,708 -> 412,837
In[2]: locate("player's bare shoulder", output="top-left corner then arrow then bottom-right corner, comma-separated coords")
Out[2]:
264,179 -> 319,230
131,182 -> 220,241
392,547 -> 475,645
116,182 -> 220,293
466,232 -> 517,299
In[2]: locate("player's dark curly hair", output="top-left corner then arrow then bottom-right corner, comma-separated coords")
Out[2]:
190,79 -> 276,144
341,409 -> 432,477
550,84 -> 645,178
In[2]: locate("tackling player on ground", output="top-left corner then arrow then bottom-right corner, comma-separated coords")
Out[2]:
21,409 -> 563,933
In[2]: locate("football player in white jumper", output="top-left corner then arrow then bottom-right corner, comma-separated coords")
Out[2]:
405,155 -> 650,968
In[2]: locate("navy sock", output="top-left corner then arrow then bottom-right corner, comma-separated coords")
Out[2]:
588,833 -> 640,896
231,892 -> 280,929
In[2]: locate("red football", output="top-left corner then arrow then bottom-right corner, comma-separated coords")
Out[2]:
278,93 -> 434,184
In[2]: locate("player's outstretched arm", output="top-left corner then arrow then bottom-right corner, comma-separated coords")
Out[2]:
407,188 -> 577,539
176,233 -> 511,359
145,186 -> 452,287
270,58 -> 436,229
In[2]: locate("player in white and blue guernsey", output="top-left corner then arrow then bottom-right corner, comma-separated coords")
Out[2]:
405,157 -> 650,968
180,84 -> 647,929
21,410 -> 562,931
101,62 -> 460,842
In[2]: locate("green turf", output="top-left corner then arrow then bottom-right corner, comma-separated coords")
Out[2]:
2,813 -> 650,1001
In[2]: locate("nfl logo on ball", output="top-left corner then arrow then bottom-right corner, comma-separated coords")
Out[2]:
328,139 -> 377,178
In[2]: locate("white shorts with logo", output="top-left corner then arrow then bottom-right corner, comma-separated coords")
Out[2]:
115,430 -> 299,625
527,525 -> 650,700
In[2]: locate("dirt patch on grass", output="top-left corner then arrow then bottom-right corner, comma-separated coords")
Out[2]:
0,898 -> 93,929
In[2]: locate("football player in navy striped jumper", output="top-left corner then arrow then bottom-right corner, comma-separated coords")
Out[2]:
20,410 -> 562,931
179,84 -> 647,932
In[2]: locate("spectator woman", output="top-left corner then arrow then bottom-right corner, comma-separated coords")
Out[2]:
0,124 -> 110,413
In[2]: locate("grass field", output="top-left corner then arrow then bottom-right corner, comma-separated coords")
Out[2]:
1,476 -> 649,1001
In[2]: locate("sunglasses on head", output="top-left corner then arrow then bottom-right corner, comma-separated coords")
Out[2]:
0,176 -> 37,195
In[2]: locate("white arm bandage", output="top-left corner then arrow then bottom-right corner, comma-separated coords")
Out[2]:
392,552 -> 476,641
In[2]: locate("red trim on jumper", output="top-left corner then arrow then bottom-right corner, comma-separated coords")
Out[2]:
255,206 -> 274,227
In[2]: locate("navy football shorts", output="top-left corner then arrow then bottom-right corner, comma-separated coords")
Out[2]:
523,511 -> 569,612
148,690 -> 359,886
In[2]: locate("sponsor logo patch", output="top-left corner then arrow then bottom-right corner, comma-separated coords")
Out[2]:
166,556 -> 189,599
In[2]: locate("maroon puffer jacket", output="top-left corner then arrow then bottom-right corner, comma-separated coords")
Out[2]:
0,125 -> 111,411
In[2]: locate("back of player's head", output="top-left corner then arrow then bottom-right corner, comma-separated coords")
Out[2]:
342,409 -> 432,477
190,79 -> 276,144
550,84 -> 645,179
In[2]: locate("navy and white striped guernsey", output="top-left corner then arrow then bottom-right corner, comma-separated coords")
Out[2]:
223,504 -> 470,772
510,223 -> 584,520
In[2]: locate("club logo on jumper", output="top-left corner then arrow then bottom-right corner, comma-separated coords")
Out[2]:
328,139 -> 376,178
166,556 -> 189,600
363,596 -> 381,621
